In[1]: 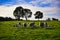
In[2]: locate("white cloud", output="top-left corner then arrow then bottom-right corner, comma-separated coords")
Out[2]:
29,0 -> 60,7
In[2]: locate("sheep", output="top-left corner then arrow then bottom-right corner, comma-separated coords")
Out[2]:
29,22 -> 35,28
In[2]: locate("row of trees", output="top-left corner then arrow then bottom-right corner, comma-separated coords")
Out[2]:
47,18 -> 59,21
0,17 -> 24,21
0,17 -> 12,21
0,17 -> 58,21
13,6 -> 43,20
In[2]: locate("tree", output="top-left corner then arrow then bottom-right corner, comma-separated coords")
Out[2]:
13,6 -> 24,20
52,18 -> 58,21
34,11 -> 43,20
23,9 -> 32,20
47,18 -> 51,21
0,17 -> 4,21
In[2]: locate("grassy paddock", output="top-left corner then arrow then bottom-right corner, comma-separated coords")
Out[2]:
0,20 -> 60,40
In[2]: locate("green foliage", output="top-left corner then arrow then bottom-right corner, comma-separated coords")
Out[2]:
13,6 -> 24,19
34,11 -> 43,20
23,9 -> 32,20
13,6 -> 32,20
0,21 -> 60,40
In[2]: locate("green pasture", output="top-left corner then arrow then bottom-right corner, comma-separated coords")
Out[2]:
0,21 -> 60,40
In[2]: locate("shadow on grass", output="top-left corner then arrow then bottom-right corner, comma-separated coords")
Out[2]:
45,27 -> 55,30
0,36 -> 15,40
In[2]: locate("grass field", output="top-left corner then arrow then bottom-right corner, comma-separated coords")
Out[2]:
0,20 -> 60,40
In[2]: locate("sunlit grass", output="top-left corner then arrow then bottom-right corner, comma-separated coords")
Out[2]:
0,21 -> 60,40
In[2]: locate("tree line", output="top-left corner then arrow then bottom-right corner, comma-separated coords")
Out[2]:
0,17 -> 13,21
0,16 -> 24,21
0,17 -> 59,21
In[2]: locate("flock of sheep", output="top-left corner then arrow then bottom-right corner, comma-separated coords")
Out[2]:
13,21 -> 49,28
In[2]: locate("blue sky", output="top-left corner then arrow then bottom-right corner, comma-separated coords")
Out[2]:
24,0 -> 32,2
0,0 -> 60,7
0,0 -> 60,20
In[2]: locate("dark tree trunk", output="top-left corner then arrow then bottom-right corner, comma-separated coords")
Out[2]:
25,17 -> 27,20
17,17 -> 20,21
25,16 -> 27,20
38,18 -> 39,21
